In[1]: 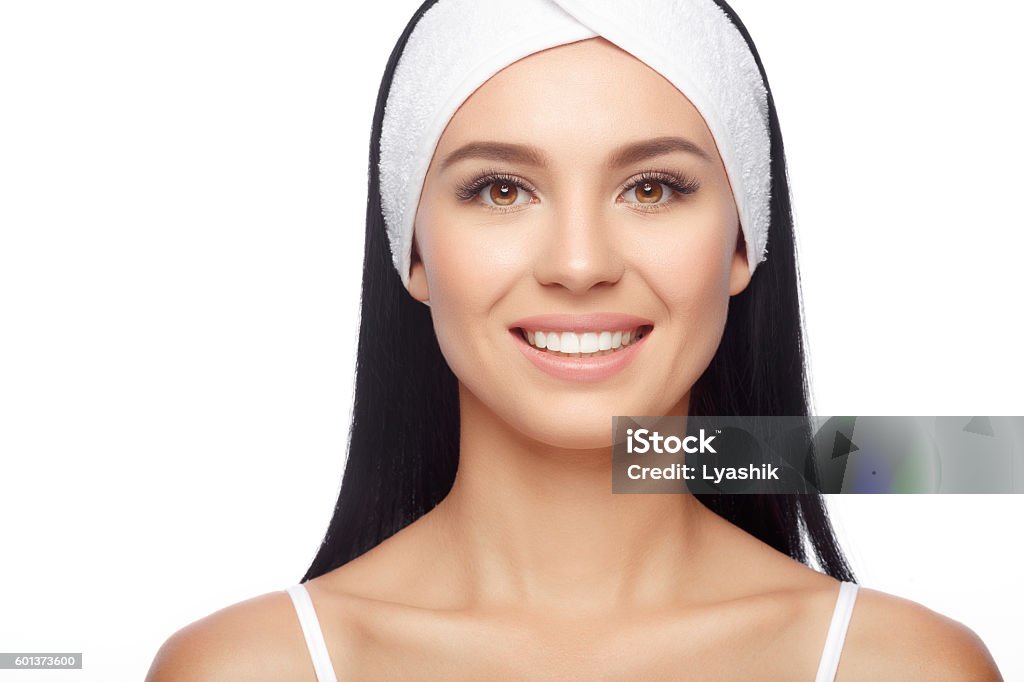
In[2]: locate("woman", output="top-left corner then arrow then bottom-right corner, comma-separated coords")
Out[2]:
147,0 -> 1002,679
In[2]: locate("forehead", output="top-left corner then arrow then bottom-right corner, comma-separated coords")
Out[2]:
434,37 -> 718,158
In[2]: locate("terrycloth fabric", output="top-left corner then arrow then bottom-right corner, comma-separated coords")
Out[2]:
379,0 -> 771,304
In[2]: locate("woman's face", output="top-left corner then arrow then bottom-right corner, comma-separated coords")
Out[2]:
409,37 -> 751,449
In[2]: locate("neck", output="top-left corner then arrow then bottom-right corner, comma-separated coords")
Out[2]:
430,383 -> 716,614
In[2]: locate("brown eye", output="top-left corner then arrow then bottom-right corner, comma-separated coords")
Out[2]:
635,180 -> 663,204
489,181 -> 518,206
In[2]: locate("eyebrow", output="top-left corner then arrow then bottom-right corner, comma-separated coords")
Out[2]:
438,135 -> 715,172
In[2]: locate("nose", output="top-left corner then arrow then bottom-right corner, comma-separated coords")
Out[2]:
532,201 -> 625,297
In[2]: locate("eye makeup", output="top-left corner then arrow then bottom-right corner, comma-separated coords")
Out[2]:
454,169 -> 537,203
452,166 -> 702,214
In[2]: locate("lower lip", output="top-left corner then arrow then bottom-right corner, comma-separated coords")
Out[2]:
510,328 -> 651,383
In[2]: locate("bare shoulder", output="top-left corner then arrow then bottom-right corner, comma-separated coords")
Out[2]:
144,587 -> 320,682
838,587 -> 1002,681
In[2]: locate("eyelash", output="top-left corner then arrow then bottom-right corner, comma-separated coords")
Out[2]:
454,168 -> 701,213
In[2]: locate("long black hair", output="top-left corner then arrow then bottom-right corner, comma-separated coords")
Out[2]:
302,0 -> 855,584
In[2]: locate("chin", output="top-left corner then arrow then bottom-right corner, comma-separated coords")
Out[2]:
511,405 -> 639,451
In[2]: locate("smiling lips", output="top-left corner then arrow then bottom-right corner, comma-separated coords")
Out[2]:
508,312 -> 654,382
518,327 -> 650,357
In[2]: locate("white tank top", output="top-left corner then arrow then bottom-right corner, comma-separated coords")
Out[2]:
286,580 -> 860,681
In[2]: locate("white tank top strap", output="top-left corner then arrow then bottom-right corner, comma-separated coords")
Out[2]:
286,583 -> 340,682
814,581 -> 860,682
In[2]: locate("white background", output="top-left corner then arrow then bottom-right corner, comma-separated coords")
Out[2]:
1,1 -> 1021,679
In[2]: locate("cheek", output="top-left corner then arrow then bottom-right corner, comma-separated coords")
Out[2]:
639,218 -> 736,372
670,258 -> 731,336
415,211 -> 516,386
418,205 -> 525,307
661,233 -> 732,307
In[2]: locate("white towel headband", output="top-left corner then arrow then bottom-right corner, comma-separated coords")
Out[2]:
379,0 -> 772,305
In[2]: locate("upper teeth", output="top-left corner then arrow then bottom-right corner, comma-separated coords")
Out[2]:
523,328 -> 644,354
